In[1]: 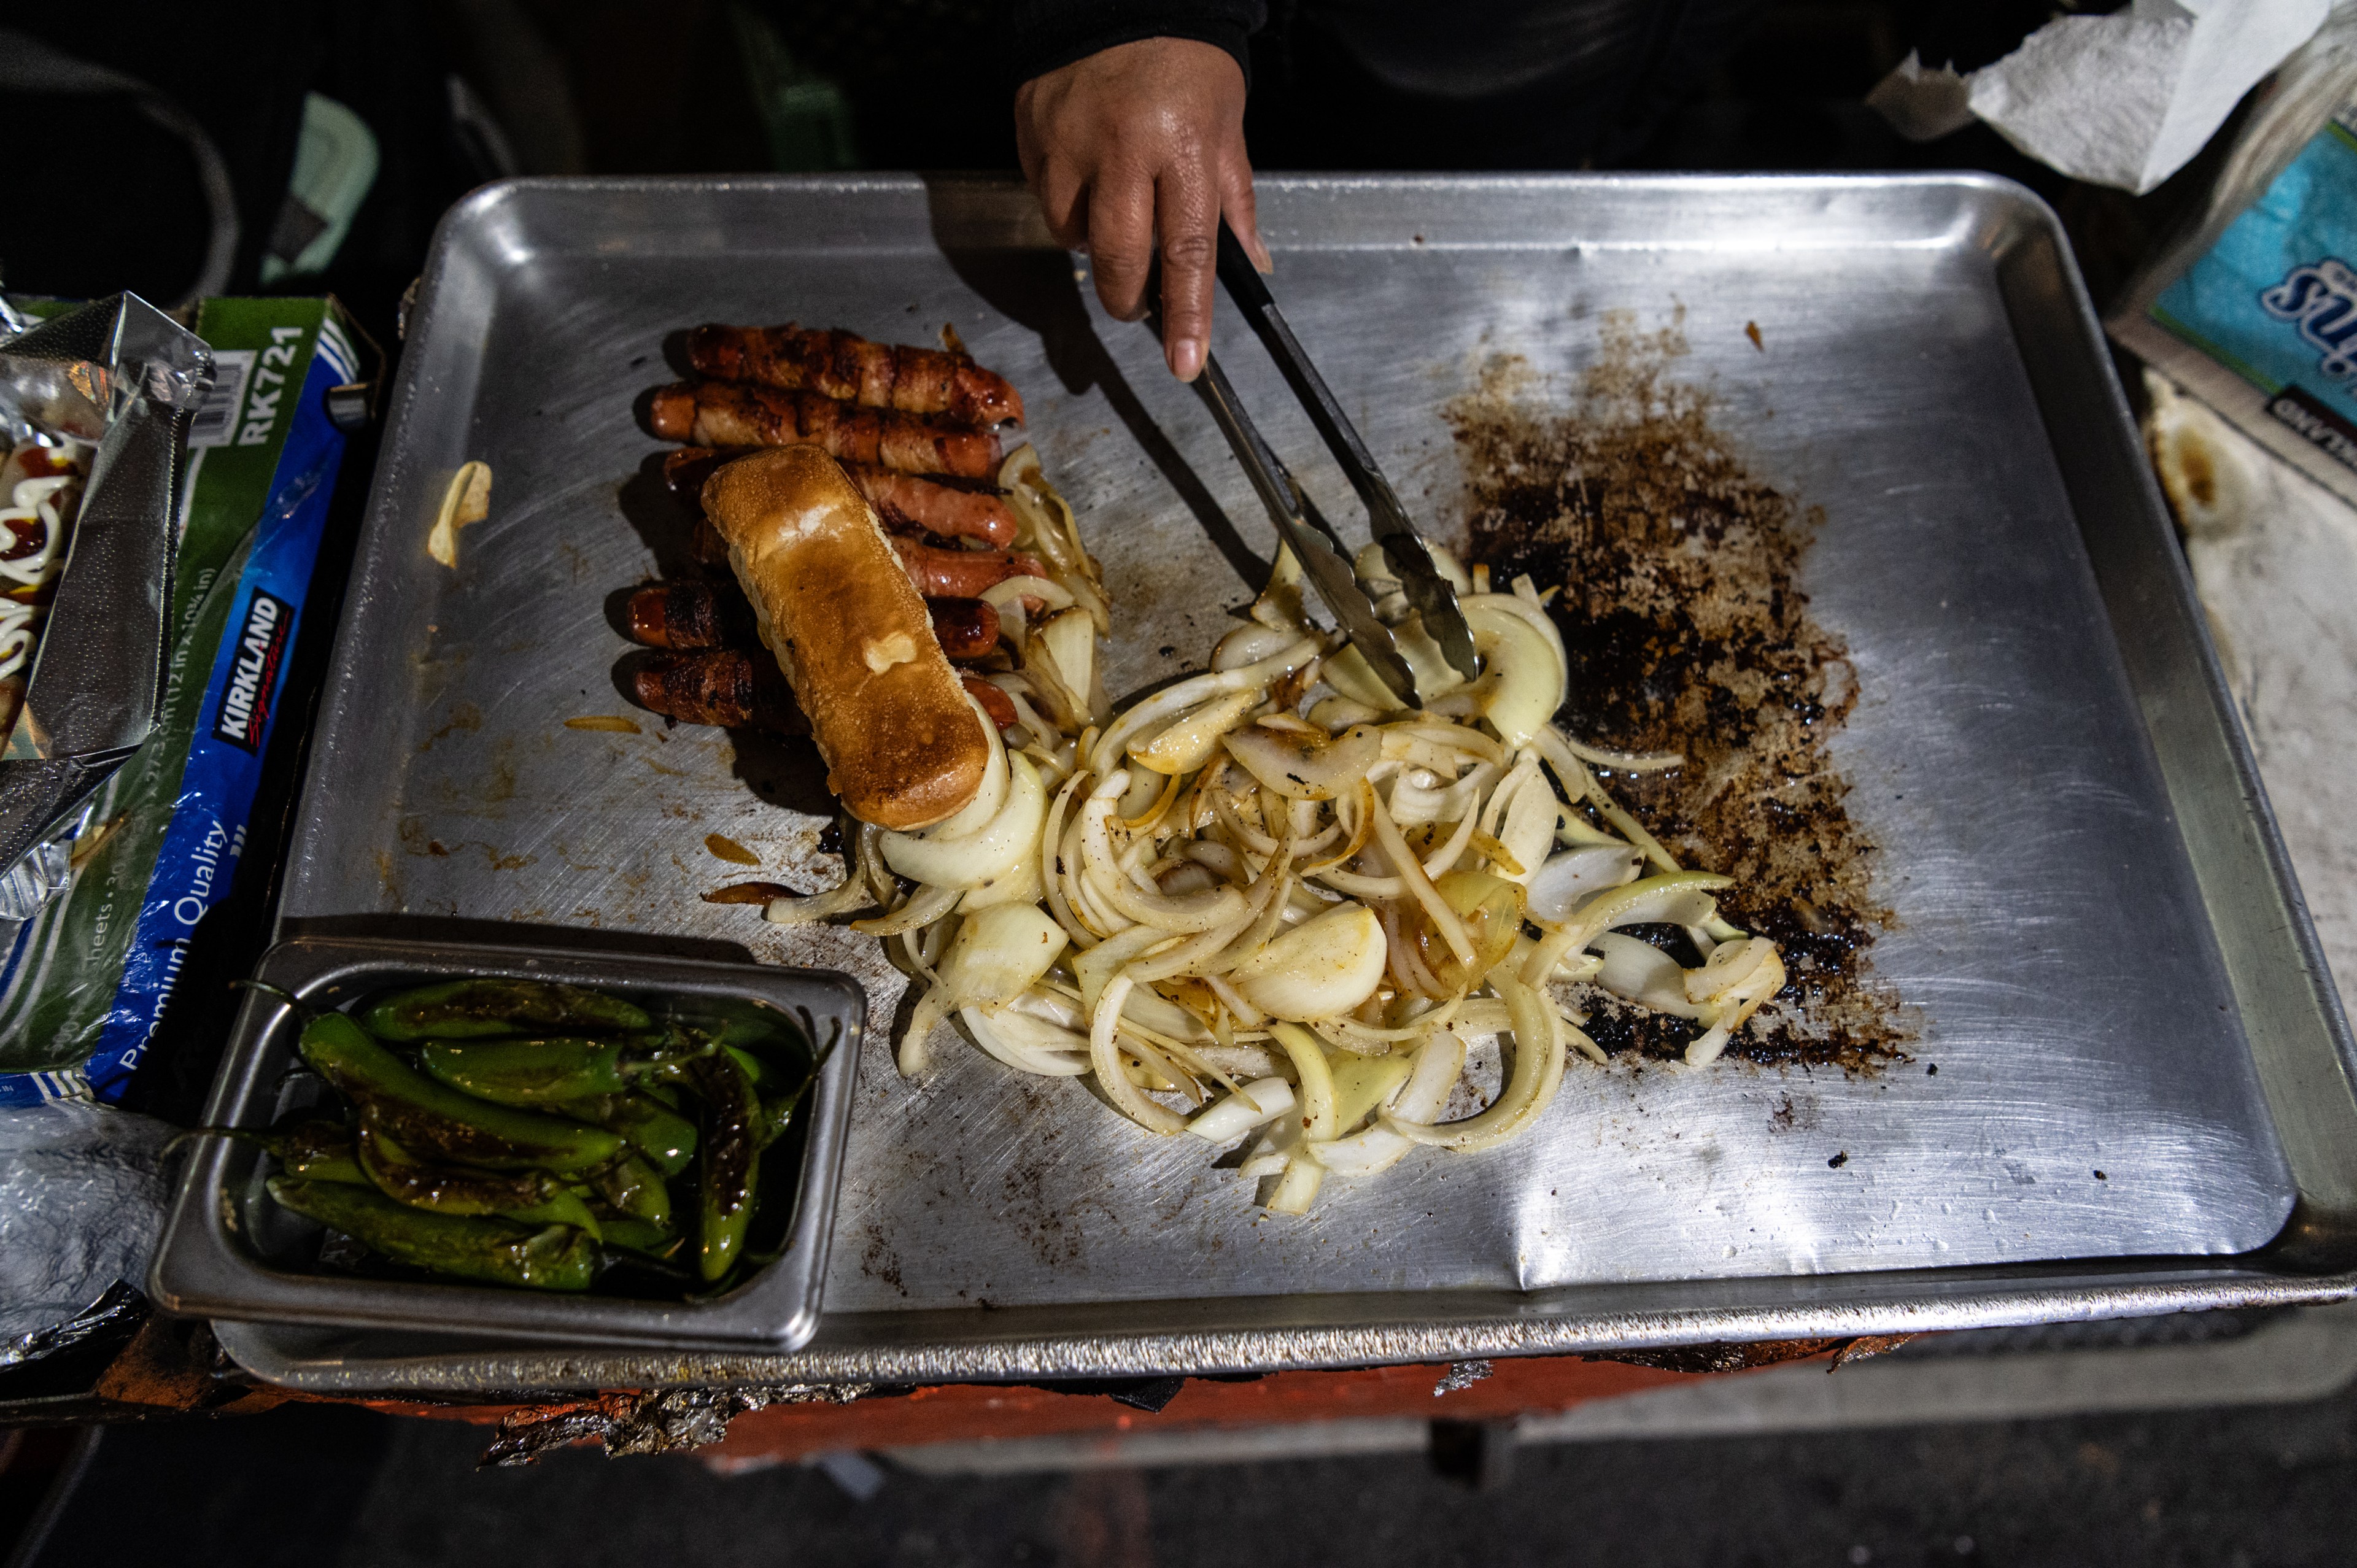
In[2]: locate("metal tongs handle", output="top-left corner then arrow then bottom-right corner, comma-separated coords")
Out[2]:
1195,355 -> 1423,706
1214,220 -> 1480,682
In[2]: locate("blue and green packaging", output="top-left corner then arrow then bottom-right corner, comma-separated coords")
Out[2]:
0,298 -> 359,1105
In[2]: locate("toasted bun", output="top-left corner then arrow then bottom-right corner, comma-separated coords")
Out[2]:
701,447 -> 989,830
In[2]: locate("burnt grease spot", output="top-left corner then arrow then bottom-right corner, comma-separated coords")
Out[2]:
1447,313 -> 1910,1073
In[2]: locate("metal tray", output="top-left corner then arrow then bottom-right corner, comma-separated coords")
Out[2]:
215,174 -> 2357,1393
152,937 -> 864,1351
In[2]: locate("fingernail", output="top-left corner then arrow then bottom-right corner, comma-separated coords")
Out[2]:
1170,336 -> 1204,381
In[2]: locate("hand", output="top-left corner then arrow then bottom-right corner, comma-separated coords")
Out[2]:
1015,37 -> 1271,382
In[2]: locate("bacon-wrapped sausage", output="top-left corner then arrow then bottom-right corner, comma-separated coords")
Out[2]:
631,648 -> 1015,735
891,537 -> 1047,599
625,581 -> 752,651
632,650 -> 805,733
647,382 -> 999,480
665,446 -> 1016,547
961,673 -> 1018,730
687,324 -> 1024,427
629,580 -> 999,661
927,595 -> 1000,660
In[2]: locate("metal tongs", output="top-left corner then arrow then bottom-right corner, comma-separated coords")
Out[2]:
1193,219 -> 1478,709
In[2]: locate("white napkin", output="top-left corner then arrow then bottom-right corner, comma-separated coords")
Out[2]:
1868,0 -> 2333,193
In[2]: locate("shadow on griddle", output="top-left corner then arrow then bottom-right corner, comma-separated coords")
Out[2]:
616,448 -> 709,582
276,913 -> 759,967
602,649 -> 832,819
723,725 -> 834,817
922,177 -> 1271,593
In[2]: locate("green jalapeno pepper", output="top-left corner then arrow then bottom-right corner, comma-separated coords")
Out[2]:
198,1121 -> 370,1184
753,1069 -> 819,1152
357,979 -> 651,1042
691,1050 -> 761,1284
358,1111 -> 563,1211
589,1151 -> 672,1230
600,1218 -> 683,1258
419,1037 -> 635,1105
559,1092 -> 697,1176
722,1043 -> 775,1088
295,1011 -> 622,1173
267,1176 -> 597,1291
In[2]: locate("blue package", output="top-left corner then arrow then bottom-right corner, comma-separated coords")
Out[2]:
2151,115 -> 2357,478
0,304 -> 357,1106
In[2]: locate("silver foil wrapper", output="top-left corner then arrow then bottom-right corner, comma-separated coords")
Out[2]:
0,293 -> 212,903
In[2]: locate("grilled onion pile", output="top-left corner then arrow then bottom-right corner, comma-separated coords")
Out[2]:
771,455 -> 1786,1215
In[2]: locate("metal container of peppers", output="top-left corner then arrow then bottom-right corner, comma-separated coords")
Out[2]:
149,936 -> 864,1351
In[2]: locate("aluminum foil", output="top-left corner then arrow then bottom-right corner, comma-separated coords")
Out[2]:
0,1099 -> 176,1348
0,292 -> 211,905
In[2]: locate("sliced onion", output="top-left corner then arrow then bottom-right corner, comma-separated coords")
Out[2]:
1039,770 -> 1091,943
880,753 -> 1047,889
1391,613 -> 1467,700
1686,935 -> 1776,1005
1533,727 -> 1683,875
1267,1022 -> 1337,1142
1130,688 -> 1261,775
1395,1032 -> 1469,1124
961,854 -> 1044,912
940,903 -> 1070,1006
1495,768 -> 1563,887
1312,1030 -> 1460,1178
1238,1116 -> 1299,1179
1037,607 -> 1105,727
1592,931 -> 1707,1018
1225,723 -> 1382,802
963,1005 -> 1091,1076
1322,644 -> 1407,710
1089,638 -> 1320,774
1366,789 -> 1474,968
1464,604 -> 1562,748
1329,1052 -> 1414,1133
1525,845 -> 1646,923
983,574 -> 1075,616
1685,941 -> 1787,1067
1214,624 -> 1297,671
1519,870 -> 1734,984
1386,768 -> 1452,827
1264,1152 -> 1325,1214
1382,973 -> 1563,1153
851,879 -> 962,938
1131,865 -> 1280,983
763,873 -> 872,927
898,981 -> 957,1076
1554,733 -> 1684,773
1185,1077 -> 1295,1141
1461,590 -> 1567,681
1229,904 -> 1388,1020
923,719 -> 1010,842
1075,923 -> 1177,1017
1383,723 -> 1506,770
1089,975 -> 1189,1134
1307,695 -> 1384,730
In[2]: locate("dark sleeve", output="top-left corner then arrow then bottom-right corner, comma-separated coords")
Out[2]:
1004,0 -> 1268,90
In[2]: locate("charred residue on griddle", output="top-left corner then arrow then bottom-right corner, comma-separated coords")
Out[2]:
1447,312 -> 1910,1072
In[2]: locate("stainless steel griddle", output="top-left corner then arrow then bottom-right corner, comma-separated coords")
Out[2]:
209,174 -> 2356,1394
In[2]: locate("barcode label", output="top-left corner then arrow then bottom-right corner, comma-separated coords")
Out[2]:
188,350 -> 255,449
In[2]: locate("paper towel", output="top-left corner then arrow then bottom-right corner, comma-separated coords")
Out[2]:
1870,0 -> 2332,194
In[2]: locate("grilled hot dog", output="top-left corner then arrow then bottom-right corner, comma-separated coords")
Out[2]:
648,382 -> 999,480
686,323 -> 1024,427
629,580 -> 999,660
664,446 -> 1016,547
